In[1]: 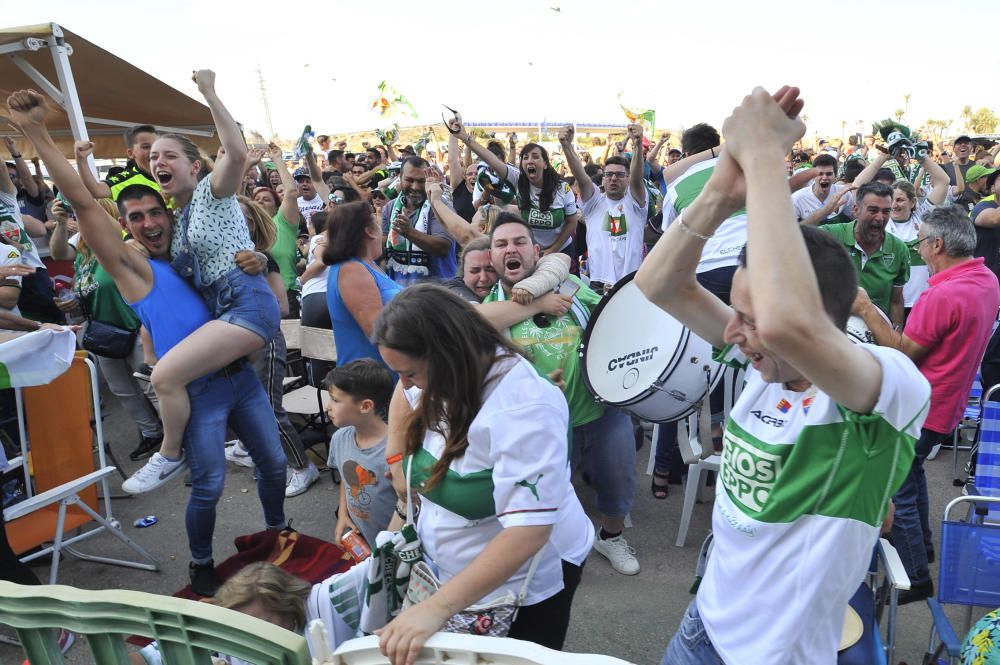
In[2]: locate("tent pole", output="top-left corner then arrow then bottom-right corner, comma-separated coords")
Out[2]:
47,24 -> 96,178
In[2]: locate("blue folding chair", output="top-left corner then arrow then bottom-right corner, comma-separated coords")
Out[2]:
976,395 -> 1000,524
946,375 -> 985,486
923,493 -> 1000,664
838,539 -> 909,665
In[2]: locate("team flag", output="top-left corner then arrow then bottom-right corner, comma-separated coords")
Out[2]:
618,93 -> 655,137
0,328 -> 76,389
371,81 -> 418,119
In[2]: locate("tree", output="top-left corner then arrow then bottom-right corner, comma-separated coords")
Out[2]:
961,105 -> 974,132
968,107 -> 1000,134
893,108 -> 905,122
903,93 -> 911,121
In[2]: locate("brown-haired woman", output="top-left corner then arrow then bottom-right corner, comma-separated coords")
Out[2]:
323,201 -> 401,369
372,284 -> 592,665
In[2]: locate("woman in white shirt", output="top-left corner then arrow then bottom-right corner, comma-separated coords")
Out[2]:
373,284 -> 592,665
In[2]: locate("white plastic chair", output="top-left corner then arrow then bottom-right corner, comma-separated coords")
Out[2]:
674,398 -> 718,548
322,632 -> 635,665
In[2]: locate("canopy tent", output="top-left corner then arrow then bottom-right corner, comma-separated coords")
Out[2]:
0,22 -> 221,163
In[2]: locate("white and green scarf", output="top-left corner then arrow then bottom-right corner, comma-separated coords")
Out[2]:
385,196 -> 432,278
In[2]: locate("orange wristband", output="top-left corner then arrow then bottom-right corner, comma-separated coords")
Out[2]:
386,453 -> 404,465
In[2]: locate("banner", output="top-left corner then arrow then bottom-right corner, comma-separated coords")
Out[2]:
618,93 -> 655,137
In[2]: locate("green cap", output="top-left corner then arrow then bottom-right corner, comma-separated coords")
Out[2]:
966,165 -> 997,183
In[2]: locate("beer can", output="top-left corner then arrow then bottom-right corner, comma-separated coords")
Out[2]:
134,515 -> 158,528
341,529 -> 371,562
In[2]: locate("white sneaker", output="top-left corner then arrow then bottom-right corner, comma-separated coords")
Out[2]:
593,529 -> 640,575
224,440 -> 255,468
926,443 -> 943,461
122,452 -> 187,494
286,463 -> 320,497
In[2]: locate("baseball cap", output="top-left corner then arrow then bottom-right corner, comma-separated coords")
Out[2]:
293,167 -> 311,181
954,135 -> 972,144
965,165 -> 997,183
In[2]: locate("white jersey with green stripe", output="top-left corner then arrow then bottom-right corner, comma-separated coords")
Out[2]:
698,344 -> 929,665
403,354 -> 593,606
886,199 -> 933,307
660,158 -> 747,273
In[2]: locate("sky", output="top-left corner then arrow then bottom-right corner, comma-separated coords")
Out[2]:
4,0 -> 997,141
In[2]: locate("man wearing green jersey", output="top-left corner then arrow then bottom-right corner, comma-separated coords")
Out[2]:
636,86 -> 930,665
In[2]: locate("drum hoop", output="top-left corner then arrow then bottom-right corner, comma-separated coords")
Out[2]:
580,271 -> 692,407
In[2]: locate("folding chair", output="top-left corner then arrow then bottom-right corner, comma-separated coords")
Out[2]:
3,352 -> 158,583
943,375 -> 986,486
0,581 -> 312,665
281,318 -> 307,393
283,325 -> 338,436
923,493 -> 1000,665
325,632 -> 633,665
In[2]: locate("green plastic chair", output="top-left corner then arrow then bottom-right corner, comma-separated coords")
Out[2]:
0,580 -> 312,665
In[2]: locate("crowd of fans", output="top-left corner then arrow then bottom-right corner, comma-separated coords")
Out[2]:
1,75 -> 1000,665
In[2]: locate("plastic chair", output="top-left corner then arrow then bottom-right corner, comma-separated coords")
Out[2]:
323,632 -> 634,665
3,352 -> 158,583
975,390 -> 1000,524
923,492 -> 1000,664
0,580 -> 312,665
674,397 -> 718,548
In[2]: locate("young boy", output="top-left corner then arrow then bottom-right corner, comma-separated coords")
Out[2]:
324,359 -> 396,549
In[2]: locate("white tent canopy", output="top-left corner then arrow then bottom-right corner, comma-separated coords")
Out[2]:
0,22 -> 220,161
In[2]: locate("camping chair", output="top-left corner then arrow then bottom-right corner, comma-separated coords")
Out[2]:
923,492 -> 1000,665
0,581 -> 313,665
325,633 -> 633,665
838,538 -> 910,665
283,324 -> 337,442
3,352 -> 158,583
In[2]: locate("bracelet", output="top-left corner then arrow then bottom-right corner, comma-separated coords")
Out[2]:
676,213 -> 714,241
386,452 -> 403,465
710,148 -> 716,158
394,502 -> 406,520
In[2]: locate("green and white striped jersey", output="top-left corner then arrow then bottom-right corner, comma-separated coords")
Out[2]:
660,158 -> 747,273
698,344 -> 929,665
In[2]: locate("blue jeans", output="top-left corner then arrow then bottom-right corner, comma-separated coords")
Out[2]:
203,268 -> 280,343
661,599 -> 723,665
184,364 -> 287,563
891,428 -> 946,587
572,408 -> 636,517
654,421 -> 685,482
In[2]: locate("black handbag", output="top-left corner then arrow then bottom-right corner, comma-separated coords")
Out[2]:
82,319 -> 137,359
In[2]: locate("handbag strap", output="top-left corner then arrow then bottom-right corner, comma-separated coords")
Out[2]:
406,452 -> 546,608
515,548 -> 545,607
405,455 -> 416,526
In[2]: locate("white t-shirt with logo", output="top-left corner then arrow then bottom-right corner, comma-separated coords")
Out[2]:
580,188 -> 646,285
300,234 -> 330,298
885,199 -> 933,307
791,182 -> 853,223
298,195 -> 325,228
0,191 -> 43,269
504,165 -> 578,252
0,244 -> 24,315
698,344 -> 930,665
403,355 -> 593,606
661,159 -> 746,274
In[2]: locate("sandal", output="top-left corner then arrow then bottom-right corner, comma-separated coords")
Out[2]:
651,470 -> 670,500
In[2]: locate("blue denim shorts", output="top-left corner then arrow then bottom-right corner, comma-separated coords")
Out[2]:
202,268 -> 280,343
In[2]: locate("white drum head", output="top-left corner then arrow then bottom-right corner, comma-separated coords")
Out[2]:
847,309 -> 889,345
582,281 -> 687,403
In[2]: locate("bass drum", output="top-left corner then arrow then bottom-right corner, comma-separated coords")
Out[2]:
846,310 -> 889,345
580,272 -> 723,423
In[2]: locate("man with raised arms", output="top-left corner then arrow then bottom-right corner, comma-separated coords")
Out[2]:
635,86 -> 930,664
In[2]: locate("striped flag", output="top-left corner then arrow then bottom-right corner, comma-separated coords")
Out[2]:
618,93 -> 656,136
0,328 -> 76,389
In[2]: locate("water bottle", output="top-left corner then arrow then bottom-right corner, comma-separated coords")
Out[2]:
54,280 -> 84,325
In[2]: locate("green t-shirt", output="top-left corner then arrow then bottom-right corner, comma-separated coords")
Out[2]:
73,254 -> 141,330
271,211 -> 299,291
482,276 -> 603,427
821,221 -> 910,315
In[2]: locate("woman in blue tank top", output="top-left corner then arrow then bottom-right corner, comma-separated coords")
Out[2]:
324,201 -> 401,368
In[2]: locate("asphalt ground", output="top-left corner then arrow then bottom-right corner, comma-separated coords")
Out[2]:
0,387 -> 982,665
